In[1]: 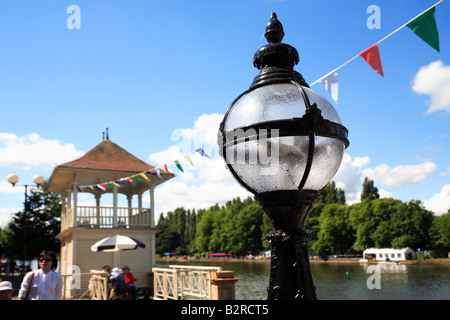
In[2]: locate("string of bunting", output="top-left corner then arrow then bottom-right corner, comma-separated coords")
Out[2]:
76,148 -> 211,192
311,0 -> 444,103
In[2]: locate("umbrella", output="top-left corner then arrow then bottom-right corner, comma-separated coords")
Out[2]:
91,235 -> 146,252
90,235 -> 145,266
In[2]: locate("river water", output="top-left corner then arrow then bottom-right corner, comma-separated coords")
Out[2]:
159,259 -> 450,300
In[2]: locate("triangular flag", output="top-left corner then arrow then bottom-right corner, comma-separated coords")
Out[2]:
155,168 -> 163,180
407,7 -> 440,52
146,170 -> 157,176
359,43 -> 384,77
132,176 -> 144,184
139,172 -> 151,182
174,160 -> 184,172
184,154 -> 194,167
319,72 -> 338,103
195,148 -> 211,159
164,164 -> 173,175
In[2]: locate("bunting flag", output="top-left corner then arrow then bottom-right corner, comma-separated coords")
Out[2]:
196,148 -> 211,159
174,160 -> 184,172
310,0 -> 444,98
155,168 -> 163,180
359,43 -> 384,77
407,7 -> 440,52
184,154 -> 194,167
74,145 -> 216,193
319,72 -> 338,103
164,164 -> 173,176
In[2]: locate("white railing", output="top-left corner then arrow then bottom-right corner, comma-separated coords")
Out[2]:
68,206 -> 151,229
153,265 -> 222,300
61,271 -> 108,300
88,273 -> 109,300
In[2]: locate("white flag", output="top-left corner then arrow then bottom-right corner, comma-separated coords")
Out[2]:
319,72 -> 338,103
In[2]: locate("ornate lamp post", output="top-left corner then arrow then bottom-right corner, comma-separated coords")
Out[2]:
7,174 -> 45,274
218,13 -> 349,300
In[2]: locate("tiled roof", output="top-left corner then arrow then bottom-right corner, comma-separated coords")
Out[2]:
60,139 -> 158,173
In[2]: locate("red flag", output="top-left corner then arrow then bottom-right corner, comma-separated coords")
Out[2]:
164,164 -> 173,175
359,44 -> 384,77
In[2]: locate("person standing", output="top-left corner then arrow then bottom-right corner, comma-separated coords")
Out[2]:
18,250 -> 63,300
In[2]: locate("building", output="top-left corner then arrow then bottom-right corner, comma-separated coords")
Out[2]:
45,135 -> 173,298
362,248 -> 417,261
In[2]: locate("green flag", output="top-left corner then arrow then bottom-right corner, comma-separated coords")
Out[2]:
174,160 -> 184,172
407,7 -> 440,52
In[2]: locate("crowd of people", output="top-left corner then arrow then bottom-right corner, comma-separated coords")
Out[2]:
101,265 -> 139,300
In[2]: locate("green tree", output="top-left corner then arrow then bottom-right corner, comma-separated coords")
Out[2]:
429,211 -> 450,257
155,228 -> 181,254
361,177 -> 380,201
390,200 -> 434,250
317,181 -> 346,205
311,204 -> 354,255
193,206 -> 225,254
350,198 -> 434,251
2,185 -> 61,261
226,203 -> 264,254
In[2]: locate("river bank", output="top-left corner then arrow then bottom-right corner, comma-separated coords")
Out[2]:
157,257 -> 450,265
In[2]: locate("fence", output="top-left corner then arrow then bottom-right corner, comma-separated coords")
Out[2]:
63,206 -> 152,229
153,265 -> 222,300
61,270 -> 108,300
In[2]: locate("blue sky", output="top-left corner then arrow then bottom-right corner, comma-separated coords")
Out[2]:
0,0 -> 449,227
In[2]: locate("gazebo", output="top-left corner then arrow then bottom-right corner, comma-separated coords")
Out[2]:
45,134 -> 173,298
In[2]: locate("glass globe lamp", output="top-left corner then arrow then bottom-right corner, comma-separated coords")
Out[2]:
218,13 -> 349,300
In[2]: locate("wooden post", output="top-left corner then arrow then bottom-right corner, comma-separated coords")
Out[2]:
150,187 -> 155,227
73,187 -> 78,227
210,271 -> 239,300
113,188 -> 118,227
96,194 -> 101,227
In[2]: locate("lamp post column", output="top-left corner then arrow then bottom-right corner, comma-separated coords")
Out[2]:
256,190 -> 318,300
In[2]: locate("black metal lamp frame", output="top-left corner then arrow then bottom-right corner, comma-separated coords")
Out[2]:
218,13 -> 349,300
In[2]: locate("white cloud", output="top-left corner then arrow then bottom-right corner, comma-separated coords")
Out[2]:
424,184 -> 450,215
333,154 -> 370,204
362,162 -> 437,186
0,133 -> 85,169
412,60 -> 450,114
0,180 -> 25,193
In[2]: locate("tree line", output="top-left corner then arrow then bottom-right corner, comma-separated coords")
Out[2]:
0,178 -> 448,261
0,184 -> 61,261
156,178 -> 450,258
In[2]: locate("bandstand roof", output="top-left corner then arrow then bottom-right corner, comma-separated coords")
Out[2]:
45,138 -> 173,196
